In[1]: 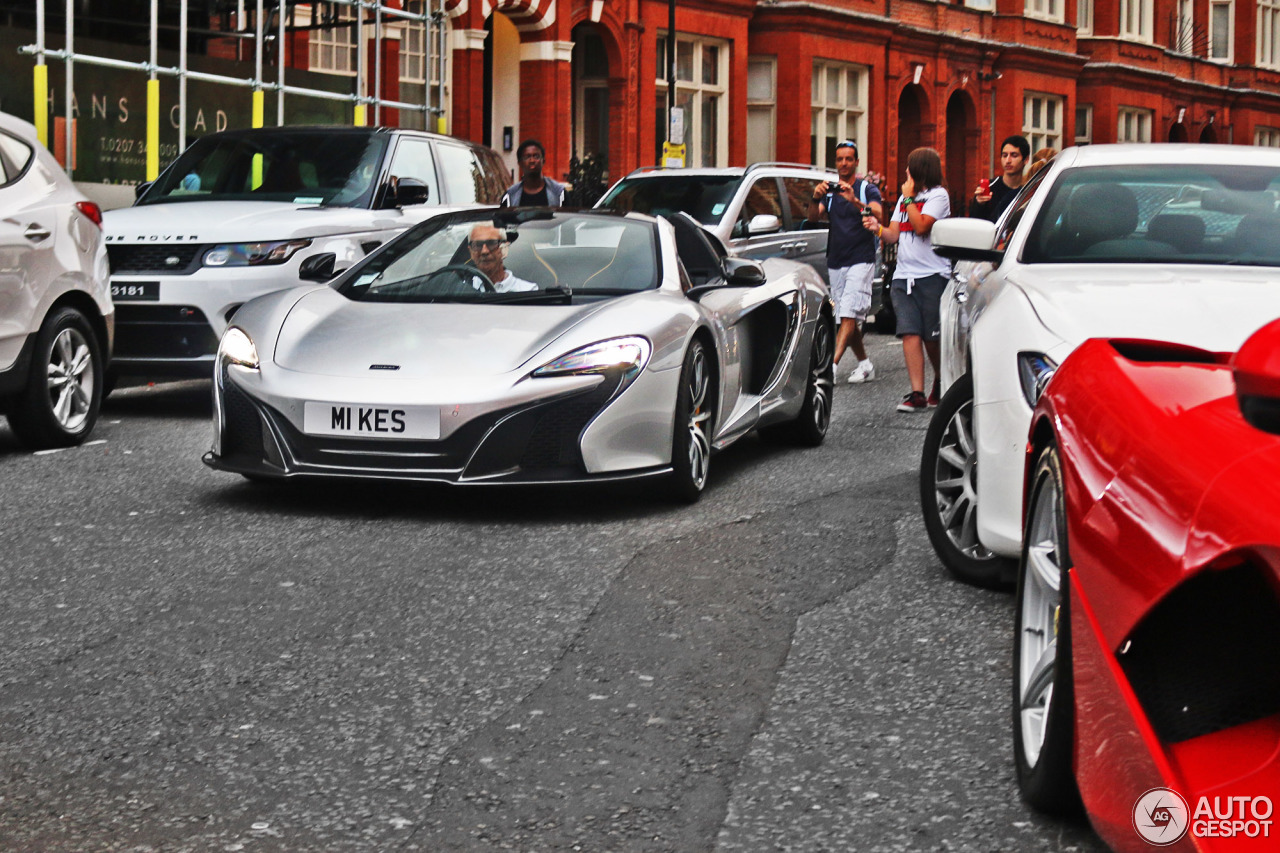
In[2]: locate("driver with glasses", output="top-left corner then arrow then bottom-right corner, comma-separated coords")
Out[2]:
467,223 -> 538,293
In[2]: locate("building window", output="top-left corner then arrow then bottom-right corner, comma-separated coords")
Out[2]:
1023,93 -> 1064,152
1075,105 -> 1093,144
1078,0 -> 1094,34
1118,107 -> 1153,142
656,33 -> 729,167
1209,0 -> 1233,61
1173,0 -> 1194,52
1120,0 -> 1153,42
1026,0 -> 1064,24
400,0 -> 446,86
309,5 -> 357,75
1263,0 -> 1280,67
810,60 -> 868,170
965,0 -> 995,9
1256,127 -> 1280,147
747,57 -> 777,164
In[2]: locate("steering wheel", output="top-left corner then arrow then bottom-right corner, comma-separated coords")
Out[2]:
425,264 -> 496,293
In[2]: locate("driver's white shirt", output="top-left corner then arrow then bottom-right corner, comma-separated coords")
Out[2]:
470,270 -> 538,293
494,270 -> 538,292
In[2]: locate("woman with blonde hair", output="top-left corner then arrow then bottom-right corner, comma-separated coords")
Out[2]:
862,147 -> 951,412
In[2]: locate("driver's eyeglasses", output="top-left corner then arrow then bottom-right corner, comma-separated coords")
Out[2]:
468,239 -> 506,251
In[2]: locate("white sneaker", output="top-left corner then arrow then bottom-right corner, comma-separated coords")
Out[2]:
848,360 -> 876,384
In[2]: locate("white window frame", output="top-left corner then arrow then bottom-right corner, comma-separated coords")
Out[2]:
1256,127 -> 1280,147
1209,0 -> 1234,62
1023,92 -> 1064,152
1117,107 -> 1153,142
309,5 -> 358,76
746,57 -> 777,164
1172,0 -> 1194,53
1263,0 -> 1280,68
656,33 -> 730,168
810,59 -> 869,171
399,0 -> 446,86
965,0 -> 995,9
1074,105 -> 1093,145
1026,0 -> 1064,24
1120,0 -> 1153,43
1078,0 -> 1094,34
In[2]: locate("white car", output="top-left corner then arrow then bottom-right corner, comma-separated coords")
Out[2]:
921,143 -> 1280,586
0,111 -> 112,448
104,126 -> 506,383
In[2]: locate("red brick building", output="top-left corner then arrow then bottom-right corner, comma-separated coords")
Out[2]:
19,0 -> 1280,199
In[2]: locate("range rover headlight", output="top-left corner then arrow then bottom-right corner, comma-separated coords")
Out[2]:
1018,352 -> 1058,407
203,239 -> 311,267
533,337 -> 652,379
219,326 -> 260,369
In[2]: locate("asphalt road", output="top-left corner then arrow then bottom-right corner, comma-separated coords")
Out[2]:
0,333 -> 1109,852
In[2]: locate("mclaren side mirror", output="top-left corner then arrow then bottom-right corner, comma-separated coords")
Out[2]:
134,180 -> 153,200
722,256 -> 766,287
1233,317 -> 1280,434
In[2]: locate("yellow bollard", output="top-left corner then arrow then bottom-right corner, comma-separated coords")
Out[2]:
146,78 -> 160,181
33,65 -> 48,147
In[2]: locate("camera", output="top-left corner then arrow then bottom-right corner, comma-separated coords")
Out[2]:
829,175 -> 842,190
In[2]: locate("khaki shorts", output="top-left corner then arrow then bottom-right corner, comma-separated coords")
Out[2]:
829,263 -> 874,321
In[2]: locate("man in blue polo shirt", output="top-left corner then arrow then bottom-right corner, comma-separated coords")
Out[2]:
808,140 -> 883,383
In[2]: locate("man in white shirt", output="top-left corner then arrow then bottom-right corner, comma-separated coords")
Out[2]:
467,223 -> 538,292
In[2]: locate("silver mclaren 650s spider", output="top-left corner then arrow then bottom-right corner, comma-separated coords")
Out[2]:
202,207 -> 835,500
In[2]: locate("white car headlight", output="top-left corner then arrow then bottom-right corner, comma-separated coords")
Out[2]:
219,326 -> 260,369
1018,352 -> 1057,407
533,337 -> 652,379
204,239 -> 311,267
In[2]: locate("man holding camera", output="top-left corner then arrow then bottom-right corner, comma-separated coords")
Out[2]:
809,139 -> 883,383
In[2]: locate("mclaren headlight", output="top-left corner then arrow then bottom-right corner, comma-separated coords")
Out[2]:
533,337 -> 652,380
203,239 -> 311,267
1018,352 -> 1058,407
219,326 -> 260,370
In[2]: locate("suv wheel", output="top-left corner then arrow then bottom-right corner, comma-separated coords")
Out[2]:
7,307 -> 104,449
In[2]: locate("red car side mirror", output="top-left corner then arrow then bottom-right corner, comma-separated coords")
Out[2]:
1232,317 -> 1280,434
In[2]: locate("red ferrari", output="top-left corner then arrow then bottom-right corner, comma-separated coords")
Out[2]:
1015,319 -> 1280,852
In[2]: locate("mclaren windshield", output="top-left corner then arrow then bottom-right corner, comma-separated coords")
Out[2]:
339,211 -> 660,304
1024,163 -> 1280,266
138,130 -> 389,208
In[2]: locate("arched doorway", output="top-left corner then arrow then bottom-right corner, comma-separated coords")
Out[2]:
946,91 -> 976,216
484,13 -> 521,177
1200,124 -> 1218,143
1168,122 -> 1189,142
896,84 -> 928,192
571,23 -> 610,171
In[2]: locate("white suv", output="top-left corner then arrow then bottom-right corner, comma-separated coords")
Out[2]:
0,111 -> 112,448
104,126 -> 507,382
